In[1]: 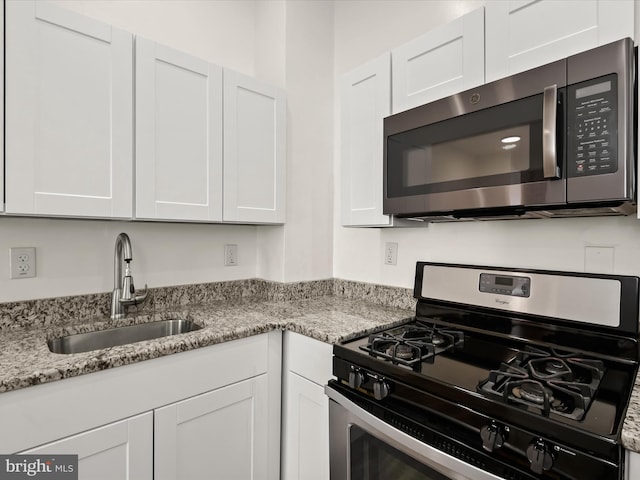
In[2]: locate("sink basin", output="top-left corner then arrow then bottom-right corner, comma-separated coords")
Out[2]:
48,319 -> 202,354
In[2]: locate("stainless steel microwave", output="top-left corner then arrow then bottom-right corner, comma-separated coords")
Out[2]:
383,38 -> 636,220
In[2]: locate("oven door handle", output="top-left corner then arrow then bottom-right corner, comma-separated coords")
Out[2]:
325,385 -> 506,480
543,84 -> 560,179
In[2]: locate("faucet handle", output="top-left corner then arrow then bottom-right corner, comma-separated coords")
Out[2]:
133,284 -> 149,304
120,283 -> 149,306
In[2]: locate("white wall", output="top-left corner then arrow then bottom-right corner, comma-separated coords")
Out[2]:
0,218 -> 257,303
257,0 -> 335,283
332,0 -> 640,288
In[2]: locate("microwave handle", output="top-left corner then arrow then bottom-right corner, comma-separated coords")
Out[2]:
542,85 -> 560,179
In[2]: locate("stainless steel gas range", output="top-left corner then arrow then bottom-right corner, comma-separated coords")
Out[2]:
326,262 -> 639,479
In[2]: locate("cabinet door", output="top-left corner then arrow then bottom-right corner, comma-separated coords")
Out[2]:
135,37 -> 223,222
391,7 -> 484,114
282,372 -> 329,480
5,1 -> 133,218
341,53 -> 394,227
485,0 -> 635,83
223,71 -> 286,224
628,450 -> 640,479
155,375 -> 270,480
0,0 -> 4,213
21,413 -> 152,480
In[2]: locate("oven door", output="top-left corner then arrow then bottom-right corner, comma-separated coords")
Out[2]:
326,387 -> 505,480
383,59 -> 567,218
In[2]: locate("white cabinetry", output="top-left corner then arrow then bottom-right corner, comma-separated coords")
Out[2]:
627,450 -> 640,479
22,413 -> 153,480
340,53 -> 394,227
0,333 -> 282,480
155,375 -> 269,480
0,1 -> 4,213
282,332 -> 333,480
135,38 -> 223,222
391,7 -> 485,114
5,1 -> 133,218
485,0 -> 635,83
340,9 -> 483,227
223,71 -> 286,224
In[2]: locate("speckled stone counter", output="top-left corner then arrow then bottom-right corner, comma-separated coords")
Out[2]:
622,374 -> 640,453
0,279 -> 415,394
3,278 -> 640,455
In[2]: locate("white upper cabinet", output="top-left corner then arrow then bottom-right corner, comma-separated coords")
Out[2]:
135,37 -> 223,222
341,53 -> 394,227
223,70 -> 286,224
485,0 -> 635,83
0,1 -> 4,213
5,1 -> 133,218
391,7 -> 485,114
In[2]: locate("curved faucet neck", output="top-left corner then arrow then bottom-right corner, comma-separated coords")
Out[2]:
114,233 -> 133,289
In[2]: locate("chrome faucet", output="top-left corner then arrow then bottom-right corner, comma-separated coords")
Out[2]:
111,233 -> 148,319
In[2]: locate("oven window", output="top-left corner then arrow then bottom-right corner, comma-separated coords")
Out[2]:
349,425 -> 451,480
386,93 -> 550,198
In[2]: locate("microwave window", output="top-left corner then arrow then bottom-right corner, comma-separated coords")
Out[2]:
402,125 -> 531,187
385,92 -> 546,198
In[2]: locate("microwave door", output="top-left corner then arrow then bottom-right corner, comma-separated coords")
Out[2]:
384,91 -> 567,217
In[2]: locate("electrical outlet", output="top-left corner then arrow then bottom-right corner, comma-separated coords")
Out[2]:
384,242 -> 398,265
224,244 -> 238,266
10,247 -> 36,279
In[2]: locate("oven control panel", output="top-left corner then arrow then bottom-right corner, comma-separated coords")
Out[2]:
479,273 -> 530,297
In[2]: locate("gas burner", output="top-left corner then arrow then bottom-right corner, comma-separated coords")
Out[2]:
359,322 -> 464,370
386,343 -> 416,360
477,346 -> 605,420
513,382 -> 552,404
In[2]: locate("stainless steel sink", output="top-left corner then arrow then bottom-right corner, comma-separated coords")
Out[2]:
48,319 -> 202,354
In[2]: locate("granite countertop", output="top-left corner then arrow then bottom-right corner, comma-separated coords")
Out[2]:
0,294 -> 413,394
622,374 -> 640,453
2,281 -> 640,455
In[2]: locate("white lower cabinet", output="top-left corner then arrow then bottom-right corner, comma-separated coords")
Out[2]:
283,372 -> 330,480
21,413 -> 153,480
155,375 -> 269,480
1,332 -> 282,480
627,450 -> 640,479
282,332 -> 333,480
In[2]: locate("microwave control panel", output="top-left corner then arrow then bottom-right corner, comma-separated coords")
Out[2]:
567,74 -> 618,177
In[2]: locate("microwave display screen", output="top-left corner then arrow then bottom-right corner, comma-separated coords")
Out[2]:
576,81 -> 612,100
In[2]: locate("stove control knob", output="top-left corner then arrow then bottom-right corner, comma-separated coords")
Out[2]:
348,369 -> 366,389
373,379 -> 390,401
526,439 -> 554,474
480,422 -> 505,452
